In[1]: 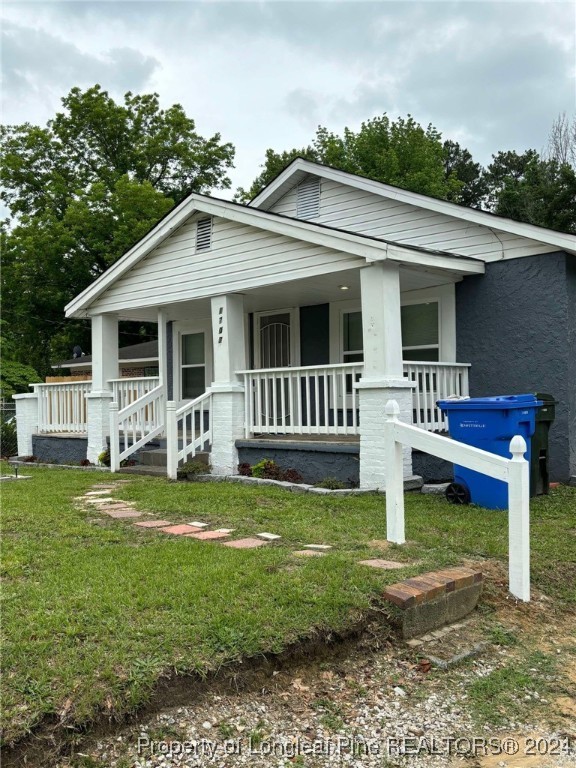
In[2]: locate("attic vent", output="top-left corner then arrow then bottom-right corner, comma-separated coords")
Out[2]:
296,177 -> 320,219
195,217 -> 212,251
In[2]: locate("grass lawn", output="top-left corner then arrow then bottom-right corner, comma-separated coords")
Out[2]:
1,466 -> 575,747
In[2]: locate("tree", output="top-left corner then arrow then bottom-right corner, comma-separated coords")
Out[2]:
442,140 -> 486,208
545,112 -> 576,168
0,322 -> 40,400
240,114 -> 465,202
484,150 -> 576,233
1,86 -> 235,374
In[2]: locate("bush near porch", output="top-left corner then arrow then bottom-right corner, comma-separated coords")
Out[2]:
1,465 -> 575,747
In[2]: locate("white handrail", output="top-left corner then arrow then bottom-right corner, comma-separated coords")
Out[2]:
166,391 -> 213,479
109,377 -> 159,410
109,384 -> 165,470
383,399 -> 530,602
403,362 -> 470,431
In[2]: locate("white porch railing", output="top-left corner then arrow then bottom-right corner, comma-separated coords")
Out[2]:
166,391 -> 213,479
239,361 -> 470,437
404,362 -> 470,431
240,363 -> 363,437
109,384 -> 165,470
34,381 -> 91,433
110,377 -> 159,411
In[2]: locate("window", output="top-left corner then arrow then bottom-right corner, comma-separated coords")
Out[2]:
181,332 -> 205,399
195,217 -> 212,252
296,177 -> 320,219
401,302 -> 439,361
340,302 -> 440,363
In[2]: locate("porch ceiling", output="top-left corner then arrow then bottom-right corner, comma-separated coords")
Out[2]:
111,265 -> 460,322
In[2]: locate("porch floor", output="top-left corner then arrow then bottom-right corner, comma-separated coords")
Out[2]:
246,433 -> 360,443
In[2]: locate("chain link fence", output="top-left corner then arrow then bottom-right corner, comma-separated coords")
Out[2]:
1,402 -> 18,459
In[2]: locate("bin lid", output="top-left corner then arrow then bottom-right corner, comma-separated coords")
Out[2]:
437,394 -> 543,410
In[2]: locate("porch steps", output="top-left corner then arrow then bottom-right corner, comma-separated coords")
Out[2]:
139,449 -> 210,468
117,465 -> 168,477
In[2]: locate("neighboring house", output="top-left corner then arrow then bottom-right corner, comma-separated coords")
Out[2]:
14,159 -> 576,487
53,340 -> 160,379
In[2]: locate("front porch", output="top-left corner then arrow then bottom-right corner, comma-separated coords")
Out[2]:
16,260 -> 471,488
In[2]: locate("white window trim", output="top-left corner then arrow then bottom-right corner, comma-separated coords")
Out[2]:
253,308 -> 300,369
328,283 -> 456,364
173,319 -> 213,403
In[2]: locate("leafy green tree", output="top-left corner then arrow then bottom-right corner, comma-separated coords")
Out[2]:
1,85 -> 235,374
442,140 -> 486,208
484,150 -> 576,233
0,322 -> 40,399
239,114 -> 465,202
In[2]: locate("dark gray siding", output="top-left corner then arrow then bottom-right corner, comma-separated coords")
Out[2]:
567,256 -> 576,478
456,252 -> 573,481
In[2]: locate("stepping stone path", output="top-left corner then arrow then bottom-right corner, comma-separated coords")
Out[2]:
74,481 -> 414,571
358,559 -> 407,570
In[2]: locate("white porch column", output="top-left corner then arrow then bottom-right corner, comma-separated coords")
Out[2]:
13,392 -> 38,456
209,294 -> 247,475
357,261 -> 414,490
157,309 -> 169,388
86,314 -> 118,464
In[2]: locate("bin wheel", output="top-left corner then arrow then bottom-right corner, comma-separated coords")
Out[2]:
445,482 -> 471,505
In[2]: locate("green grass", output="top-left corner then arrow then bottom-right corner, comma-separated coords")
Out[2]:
1,466 -> 575,745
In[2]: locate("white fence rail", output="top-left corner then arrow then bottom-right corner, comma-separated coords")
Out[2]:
109,384 -> 165,470
166,391 -> 213,479
34,381 -> 91,433
383,400 -> 530,602
404,362 -> 470,431
110,377 -> 159,411
240,363 -> 362,437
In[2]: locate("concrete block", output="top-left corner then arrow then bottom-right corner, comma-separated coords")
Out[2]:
422,483 -> 451,495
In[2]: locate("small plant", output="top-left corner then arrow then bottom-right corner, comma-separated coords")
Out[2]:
238,462 -> 252,476
20,455 -> 37,463
282,467 -> 303,483
315,477 -> 346,490
177,459 -> 210,479
251,459 -> 282,479
98,449 -> 110,467
79,458 -> 93,467
250,459 -> 303,483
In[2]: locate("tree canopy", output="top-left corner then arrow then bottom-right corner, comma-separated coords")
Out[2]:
1,86 -> 235,377
240,113 -> 576,235
238,115 -> 467,203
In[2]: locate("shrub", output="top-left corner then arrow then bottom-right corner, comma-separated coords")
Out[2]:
282,468 -> 304,484
177,460 -> 210,479
315,477 -> 346,490
0,417 -> 17,458
251,459 -> 282,480
98,449 -> 110,467
238,462 -> 252,476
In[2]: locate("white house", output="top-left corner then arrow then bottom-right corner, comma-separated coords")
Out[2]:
14,159 -> 576,487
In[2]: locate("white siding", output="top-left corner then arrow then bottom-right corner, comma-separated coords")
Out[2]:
90,214 -> 362,313
269,177 -> 553,262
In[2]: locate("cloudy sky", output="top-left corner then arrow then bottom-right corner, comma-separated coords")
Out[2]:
2,0 -> 575,195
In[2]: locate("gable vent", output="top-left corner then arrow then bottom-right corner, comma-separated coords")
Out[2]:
195,217 -> 213,252
296,177 -> 320,219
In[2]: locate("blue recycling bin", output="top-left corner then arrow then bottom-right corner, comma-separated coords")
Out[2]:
437,395 -> 542,510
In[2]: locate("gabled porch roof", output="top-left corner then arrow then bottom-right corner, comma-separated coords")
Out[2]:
65,194 -> 484,319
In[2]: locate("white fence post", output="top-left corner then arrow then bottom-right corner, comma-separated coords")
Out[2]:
384,400 -> 406,544
508,435 -> 530,602
109,402 -> 119,473
166,401 -> 178,480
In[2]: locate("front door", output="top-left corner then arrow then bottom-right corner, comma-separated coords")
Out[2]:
255,310 -> 294,369
253,310 -> 298,428
175,322 -> 212,403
